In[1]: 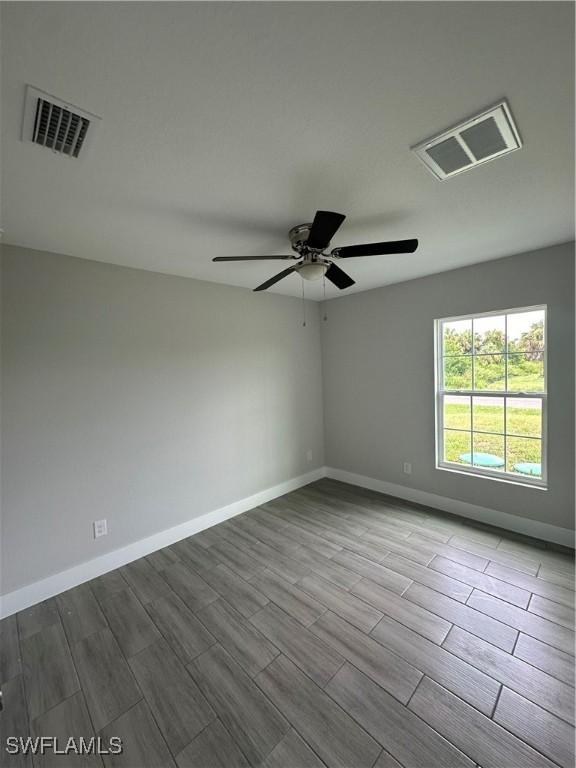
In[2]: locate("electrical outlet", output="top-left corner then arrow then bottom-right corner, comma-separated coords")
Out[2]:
403,462 -> 412,475
306,449 -> 313,462
93,519 -> 107,538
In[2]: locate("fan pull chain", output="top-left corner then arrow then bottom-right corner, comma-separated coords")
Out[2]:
302,279 -> 306,327
323,273 -> 328,321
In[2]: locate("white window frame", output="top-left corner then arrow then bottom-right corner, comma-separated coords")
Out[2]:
435,305 -> 547,489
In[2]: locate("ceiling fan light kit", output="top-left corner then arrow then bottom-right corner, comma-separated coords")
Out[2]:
212,210 -> 419,292
297,262 -> 328,281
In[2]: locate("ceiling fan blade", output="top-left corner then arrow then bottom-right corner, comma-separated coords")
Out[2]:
213,255 -> 292,262
333,238 -> 419,258
253,266 -> 297,292
325,262 -> 355,290
306,210 -> 346,250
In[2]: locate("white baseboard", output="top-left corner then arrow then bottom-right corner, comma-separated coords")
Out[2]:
0,467 -> 326,619
325,467 -> 575,548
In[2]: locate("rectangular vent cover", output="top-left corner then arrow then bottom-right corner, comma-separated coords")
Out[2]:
411,101 -> 522,180
33,98 -> 89,157
22,86 -> 100,159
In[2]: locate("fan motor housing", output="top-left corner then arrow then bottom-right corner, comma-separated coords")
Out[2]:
289,223 -> 327,258
289,223 -> 312,247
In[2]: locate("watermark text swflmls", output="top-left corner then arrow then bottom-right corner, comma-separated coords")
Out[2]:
5,736 -> 123,756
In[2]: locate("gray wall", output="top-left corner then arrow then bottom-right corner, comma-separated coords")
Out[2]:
321,242 -> 575,532
2,241 -> 574,596
1,245 -> 324,594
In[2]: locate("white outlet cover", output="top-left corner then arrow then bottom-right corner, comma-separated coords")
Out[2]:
403,463 -> 412,474
93,519 -> 107,538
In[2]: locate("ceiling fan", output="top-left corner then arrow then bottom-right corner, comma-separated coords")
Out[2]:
212,210 -> 418,291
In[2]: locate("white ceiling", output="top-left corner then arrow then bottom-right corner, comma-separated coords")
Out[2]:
2,2 -> 574,300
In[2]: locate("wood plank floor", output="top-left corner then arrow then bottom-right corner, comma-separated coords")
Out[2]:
1,479 -> 574,767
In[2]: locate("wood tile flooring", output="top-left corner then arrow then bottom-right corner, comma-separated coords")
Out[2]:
1,479 -> 574,767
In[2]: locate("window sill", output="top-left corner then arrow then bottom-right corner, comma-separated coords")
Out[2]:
436,462 -> 548,490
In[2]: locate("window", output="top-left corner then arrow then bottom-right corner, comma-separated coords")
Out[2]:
435,306 -> 546,487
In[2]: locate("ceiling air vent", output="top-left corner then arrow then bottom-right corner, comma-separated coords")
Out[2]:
411,101 -> 522,180
22,85 -> 100,159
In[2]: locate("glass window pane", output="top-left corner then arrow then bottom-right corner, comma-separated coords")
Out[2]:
442,319 -> 472,355
507,353 -> 544,392
507,310 -> 545,354
506,397 -> 542,438
474,354 -> 505,390
472,433 -> 505,470
473,315 -> 505,354
507,436 -> 542,477
444,357 -> 472,390
473,396 -> 504,434
444,430 -> 471,465
444,396 -> 471,430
